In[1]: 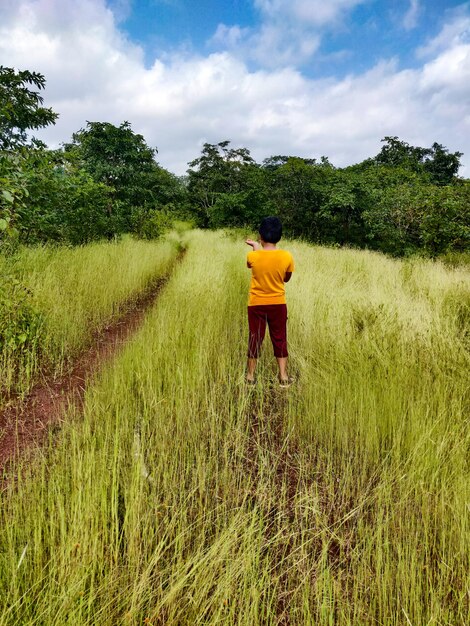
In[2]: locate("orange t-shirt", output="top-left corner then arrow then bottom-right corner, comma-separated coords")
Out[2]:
247,249 -> 295,306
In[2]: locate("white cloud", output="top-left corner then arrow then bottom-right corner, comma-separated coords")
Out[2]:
212,0 -> 367,67
417,5 -> 470,58
211,24 -> 251,49
254,0 -> 365,27
0,0 -> 469,176
403,0 -> 420,31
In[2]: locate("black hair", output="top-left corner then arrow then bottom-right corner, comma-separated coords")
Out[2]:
259,216 -> 282,243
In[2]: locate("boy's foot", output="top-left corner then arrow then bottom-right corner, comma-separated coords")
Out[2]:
279,376 -> 294,388
245,377 -> 256,386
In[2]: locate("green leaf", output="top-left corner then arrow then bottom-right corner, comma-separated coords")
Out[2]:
1,190 -> 14,203
0,218 -> 8,230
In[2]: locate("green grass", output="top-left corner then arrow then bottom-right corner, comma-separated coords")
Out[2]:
0,235 -> 181,400
1,230 -> 469,624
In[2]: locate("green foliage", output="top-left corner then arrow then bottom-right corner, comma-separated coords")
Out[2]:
64,121 -> 187,236
0,66 -> 58,150
375,136 -> 462,185
65,121 -> 156,203
186,137 -> 468,256
132,206 -> 175,239
0,275 -> 42,353
363,180 -> 470,255
1,148 -> 116,245
187,140 -> 263,227
0,151 -> 30,243
263,157 -> 328,239
419,181 -> 470,254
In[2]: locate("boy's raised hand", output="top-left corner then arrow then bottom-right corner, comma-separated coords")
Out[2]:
246,239 -> 261,251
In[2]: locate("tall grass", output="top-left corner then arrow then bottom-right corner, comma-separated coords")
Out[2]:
0,230 -> 469,624
0,235 -> 181,400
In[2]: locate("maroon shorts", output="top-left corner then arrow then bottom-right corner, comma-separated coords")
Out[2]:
247,304 -> 288,359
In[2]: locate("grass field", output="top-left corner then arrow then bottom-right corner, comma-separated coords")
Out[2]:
1,230 -> 469,624
0,235 -> 181,401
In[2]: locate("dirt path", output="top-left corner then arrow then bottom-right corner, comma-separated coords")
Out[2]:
0,252 -> 184,483
242,388 -> 356,625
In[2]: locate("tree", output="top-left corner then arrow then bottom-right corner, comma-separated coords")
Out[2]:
64,121 -> 184,235
423,142 -> 463,186
362,181 -> 470,256
187,141 -> 258,227
16,149 -> 115,245
374,136 -> 462,185
0,66 -> 58,244
319,169 -> 369,245
262,155 -> 320,170
0,66 -> 58,150
65,121 -> 157,205
265,157 -> 334,241
375,136 -> 429,171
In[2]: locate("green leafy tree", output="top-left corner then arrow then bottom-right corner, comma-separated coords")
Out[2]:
1,66 -> 58,245
319,169 -> 369,245
65,121 -> 156,206
419,182 -> 470,254
262,155 -> 321,170
17,149 -> 115,244
362,179 -> 470,255
0,66 -> 58,150
187,141 -> 261,227
375,136 -> 462,185
65,121 -> 185,235
363,182 -> 424,254
265,157 -> 334,241
423,142 -> 463,186
0,152 -> 29,241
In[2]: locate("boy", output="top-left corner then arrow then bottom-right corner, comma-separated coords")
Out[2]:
245,216 -> 294,387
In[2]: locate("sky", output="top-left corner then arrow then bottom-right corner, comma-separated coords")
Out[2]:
0,0 -> 469,176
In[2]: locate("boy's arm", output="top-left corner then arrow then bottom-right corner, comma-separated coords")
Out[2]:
246,239 -> 261,251
284,253 -> 294,281
246,239 -> 260,268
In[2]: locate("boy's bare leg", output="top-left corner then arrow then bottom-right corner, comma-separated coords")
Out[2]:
276,357 -> 288,381
246,358 -> 257,381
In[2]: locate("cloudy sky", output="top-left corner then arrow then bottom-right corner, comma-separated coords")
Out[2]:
1,0 -> 469,175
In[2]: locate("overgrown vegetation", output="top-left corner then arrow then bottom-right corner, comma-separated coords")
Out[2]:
1,231 -> 469,624
0,235 -> 181,401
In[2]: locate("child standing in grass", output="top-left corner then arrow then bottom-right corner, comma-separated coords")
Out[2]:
245,216 -> 295,387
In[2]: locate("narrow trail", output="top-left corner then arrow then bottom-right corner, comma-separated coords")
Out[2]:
242,387 -> 358,624
0,250 -> 185,484
242,390 -> 302,625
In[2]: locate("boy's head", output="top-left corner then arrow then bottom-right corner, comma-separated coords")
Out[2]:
259,216 -> 282,243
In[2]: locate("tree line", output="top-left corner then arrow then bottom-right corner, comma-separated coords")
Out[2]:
1,66 -> 469,256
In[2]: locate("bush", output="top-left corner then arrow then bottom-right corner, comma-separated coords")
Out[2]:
132,206 -> 175,240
